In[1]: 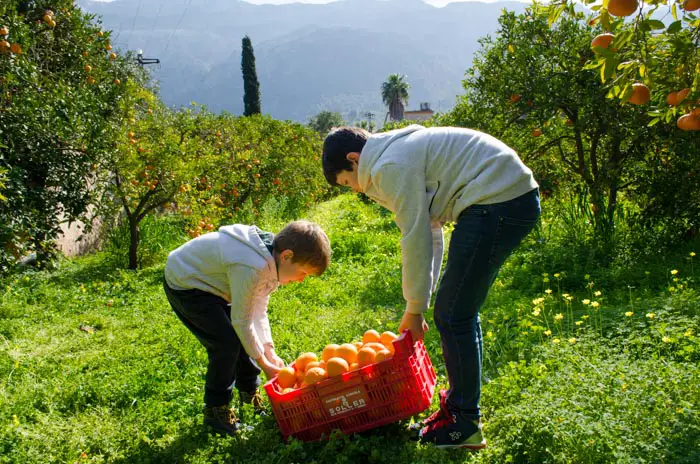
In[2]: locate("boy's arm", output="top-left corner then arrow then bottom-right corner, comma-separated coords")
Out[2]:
252,295 -> 285,367
227,265 -> 272,366
373,163 -> 433,315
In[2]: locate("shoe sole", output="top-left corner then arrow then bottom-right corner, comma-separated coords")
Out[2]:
435,440 -> 487,450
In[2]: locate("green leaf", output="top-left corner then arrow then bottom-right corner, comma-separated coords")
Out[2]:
672,3 -> 678,21
644,19 -> 666,30
547,5 -> 566,27
667,20 -> 682,34
647,117 -> 661,127
639,64 -> 646,78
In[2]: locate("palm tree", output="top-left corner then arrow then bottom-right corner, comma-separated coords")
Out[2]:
381,74 -> 410,123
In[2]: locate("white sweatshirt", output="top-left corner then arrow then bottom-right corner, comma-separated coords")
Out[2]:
357,125 -> 538,315
164,224 -> 278,359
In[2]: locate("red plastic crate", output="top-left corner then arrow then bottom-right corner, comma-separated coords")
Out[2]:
263,330 -> 437,442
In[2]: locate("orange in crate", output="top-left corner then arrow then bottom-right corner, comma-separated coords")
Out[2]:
264,330 -> 437,442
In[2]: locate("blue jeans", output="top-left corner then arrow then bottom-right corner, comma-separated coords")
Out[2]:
433,188 -> 540,419
163,279 -> 261,407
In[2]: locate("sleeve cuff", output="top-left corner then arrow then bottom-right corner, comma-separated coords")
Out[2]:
406,300 -> 430,315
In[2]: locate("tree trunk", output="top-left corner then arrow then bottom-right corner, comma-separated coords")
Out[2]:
128,216 -> 140,270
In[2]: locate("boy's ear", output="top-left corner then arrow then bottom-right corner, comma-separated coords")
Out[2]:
346,152 -> 360,163
280,249 -> 294,261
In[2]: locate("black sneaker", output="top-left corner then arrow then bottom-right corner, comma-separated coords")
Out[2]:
239,389 -> 266,416
418,399 -> 486,450
203,405 -> 238,437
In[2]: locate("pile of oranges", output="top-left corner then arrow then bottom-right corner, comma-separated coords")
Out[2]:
276,329 -> 399,393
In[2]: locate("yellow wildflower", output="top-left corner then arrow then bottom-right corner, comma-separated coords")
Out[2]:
532,309 -> 541,317
625,311 -> 633,317
662,336 -> 671,343
575,321 -> 583,326
690,252 -> 696,257
594,290 -> 602,297
554,273 -> 561,278
543,277 -> 550,283
568,337 -> 576,344
545,289 -> 552,295
582,299 -> 591,305
554,313 -> 564,321
487,331 -> 494,338
582,315 -> 589,320
552,338 -> 561,344
584,274 -> 590,280
562,293 -> 570,298
671,269 -> 678,275
646,313 -> 655,319
13,415 -> 19,427
591,301 -> 600,308
544,329 -> 552,336
684,329 -> 693,337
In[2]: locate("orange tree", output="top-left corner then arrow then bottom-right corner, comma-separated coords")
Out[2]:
439,6 -> 700,252
99,96 -> 329,269
547,0 -> 700,130
0,0 -> 142,270
176,113 -> 330,239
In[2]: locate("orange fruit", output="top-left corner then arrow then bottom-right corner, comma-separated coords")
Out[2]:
84,64 -> 92,73
628,83 -> 650,105
683,0 -> 700,11
591,33 -> 614,51
667,91 -> 680,106
509,94 -> 521,103
295,370 -> 305,385
277,366 -> 296,389
304,361 -> 321,373
322,344 -> 339,362
0,26 -> 9,36
109,52 -> 117,60
677,113 -> 700,131
532,128 -> 543,137
375,349 -> 392,363
304,367 -> 327,385
349,363 -> 359,371
337,343 -> 358,364
608,0 -> 638,17
281,387 -> 295,394
363,342 -> 386,353
10,43 -> 21,55
357,347 -> 377,367
379,331 -> 398,346
353,341 -> 363,350
295,352 -> 318,372
362,329 -> 381,344
676,88 -> 690,105
326,357 -> 349,377
0,40 -> 9,54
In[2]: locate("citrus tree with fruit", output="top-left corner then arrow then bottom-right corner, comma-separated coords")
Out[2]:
0,0 -> 141,269
546,0 -> 700,130
441,6 -> 700,250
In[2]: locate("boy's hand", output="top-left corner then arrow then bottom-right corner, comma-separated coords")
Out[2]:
256,356 -> 282,380
398,311 -> 429,342
264,344 -> 286,368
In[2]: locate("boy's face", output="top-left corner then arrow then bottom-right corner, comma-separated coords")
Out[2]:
277,250 -> 318,285
336,152 -> 361,192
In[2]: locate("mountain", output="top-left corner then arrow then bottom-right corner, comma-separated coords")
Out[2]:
78,0 -> 528,123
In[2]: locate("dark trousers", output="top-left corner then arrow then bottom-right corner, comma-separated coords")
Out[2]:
163,279 -> 261,407
433,188 -> 541,419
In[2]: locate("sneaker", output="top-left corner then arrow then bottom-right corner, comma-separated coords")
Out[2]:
239,389 -> 266,416
409,388 -> 450,433
203,405 -> 238,437
418,402 -> 487,450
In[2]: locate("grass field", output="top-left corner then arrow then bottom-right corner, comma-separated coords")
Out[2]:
1,194 -> 699,463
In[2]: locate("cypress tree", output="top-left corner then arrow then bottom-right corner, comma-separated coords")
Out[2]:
241,36 -> 261,116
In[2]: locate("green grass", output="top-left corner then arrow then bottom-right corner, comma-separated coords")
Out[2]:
1,194 -> 699,463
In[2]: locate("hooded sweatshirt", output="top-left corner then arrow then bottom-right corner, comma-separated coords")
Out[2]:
357,125 -> 538,315
164,224 -> 279,359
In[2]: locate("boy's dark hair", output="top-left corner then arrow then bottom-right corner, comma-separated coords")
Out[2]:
322,126 -> 370,186
274,220 -> 331,275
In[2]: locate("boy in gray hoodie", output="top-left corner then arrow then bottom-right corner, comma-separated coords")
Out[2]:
163,220 -> 331,436
322,125 -> 540,449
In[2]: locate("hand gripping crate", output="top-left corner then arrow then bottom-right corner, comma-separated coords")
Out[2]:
263,330 -> 437,442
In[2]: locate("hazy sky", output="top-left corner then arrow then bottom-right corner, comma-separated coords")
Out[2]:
90,0 -> 508,5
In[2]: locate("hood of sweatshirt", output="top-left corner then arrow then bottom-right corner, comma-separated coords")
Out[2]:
218,224 -> 277,277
